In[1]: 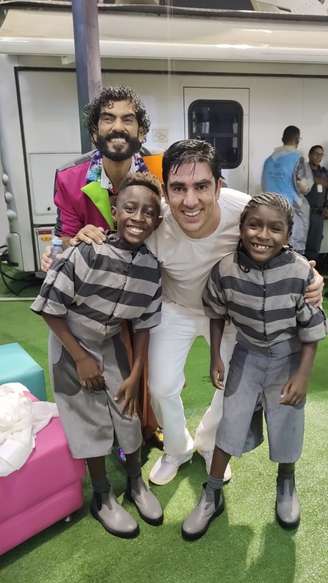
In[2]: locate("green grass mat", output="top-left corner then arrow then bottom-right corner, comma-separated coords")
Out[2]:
0,296 -> 327,582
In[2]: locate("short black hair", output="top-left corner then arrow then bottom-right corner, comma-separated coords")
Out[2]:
282,125 -> 300,145
118,172 -> 162,202
162,139 -> 222,187
309,144 -> 324,156
240,192 -> 293,236
85,86 -> 150,138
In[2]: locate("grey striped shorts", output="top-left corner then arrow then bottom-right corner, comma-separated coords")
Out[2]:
216,342 -> 305,463
49,332 -> 142,459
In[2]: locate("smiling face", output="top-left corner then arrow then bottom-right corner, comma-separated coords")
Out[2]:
165,161 -> 220,238
309,147 -> 324,169
240,204 -> 289,264
114,185 -> 161,247
94,100 -> 143,161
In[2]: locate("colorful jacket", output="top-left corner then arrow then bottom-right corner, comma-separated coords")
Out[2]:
54,150 -> 147,237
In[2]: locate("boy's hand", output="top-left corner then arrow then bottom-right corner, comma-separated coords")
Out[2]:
115,376 -> 139,417
304,262 -> 323,307
76,354 -> 105,392
210,356 -> 225,390
280,373 -> 308,406
70,225 -> 106,246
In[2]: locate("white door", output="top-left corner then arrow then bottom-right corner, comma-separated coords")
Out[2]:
184,87 -> 249,193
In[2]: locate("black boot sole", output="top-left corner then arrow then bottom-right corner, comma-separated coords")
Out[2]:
90,504 -> 140,539
125,491 -> 164,526
181,501 -> 225,541
275,504 -> 300,530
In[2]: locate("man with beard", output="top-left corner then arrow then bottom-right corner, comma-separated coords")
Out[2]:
53,86 -> 150,244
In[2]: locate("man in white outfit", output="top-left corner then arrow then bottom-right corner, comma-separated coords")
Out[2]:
146,139 -> 249,484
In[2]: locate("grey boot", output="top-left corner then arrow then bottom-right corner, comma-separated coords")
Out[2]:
90,488 -> 139,538
126,476 -> 163,526
181,482 -> 224,541
275,473 -> 300,529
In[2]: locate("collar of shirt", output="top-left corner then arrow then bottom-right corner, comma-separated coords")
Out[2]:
106,233 -> 147,255
86,149 -> 148,192
237,245 -> 295,271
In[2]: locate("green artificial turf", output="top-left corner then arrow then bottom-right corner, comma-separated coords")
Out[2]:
0,285 -> 328,583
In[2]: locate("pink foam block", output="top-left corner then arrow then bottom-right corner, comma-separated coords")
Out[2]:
0,414 -> 85,555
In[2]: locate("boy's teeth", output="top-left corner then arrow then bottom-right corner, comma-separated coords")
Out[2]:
253,243 -> 269,249
128,227 -> 143,234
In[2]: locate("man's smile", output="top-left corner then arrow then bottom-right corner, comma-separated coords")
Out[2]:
182,209 -> 202,218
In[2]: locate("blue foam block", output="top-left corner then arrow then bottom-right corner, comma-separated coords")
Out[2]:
0,343 -> 46,400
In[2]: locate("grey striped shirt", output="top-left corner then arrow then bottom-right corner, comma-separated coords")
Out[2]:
32,236 -> 162,344
203,248 -> 326,349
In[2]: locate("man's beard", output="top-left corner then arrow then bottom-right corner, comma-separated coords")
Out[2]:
95,131 -> 142,162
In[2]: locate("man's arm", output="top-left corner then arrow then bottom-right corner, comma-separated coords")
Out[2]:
294,157 -> 314,196
304,264 -> 324,307
41,226 -> 106,272
41,168 -> 107,272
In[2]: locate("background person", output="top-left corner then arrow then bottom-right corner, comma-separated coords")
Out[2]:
305,145 -> 328,262
262,125 -> 313,254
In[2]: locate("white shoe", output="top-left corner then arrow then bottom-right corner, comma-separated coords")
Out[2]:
197,450 -> 232,484
149,453 -> 193,485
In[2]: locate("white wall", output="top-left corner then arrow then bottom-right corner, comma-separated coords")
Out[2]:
2,60 -> 328,268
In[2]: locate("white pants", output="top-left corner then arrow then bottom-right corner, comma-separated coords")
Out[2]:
148,302 -> 236,456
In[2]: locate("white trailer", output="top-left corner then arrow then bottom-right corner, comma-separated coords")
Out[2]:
1,1 -> 328,271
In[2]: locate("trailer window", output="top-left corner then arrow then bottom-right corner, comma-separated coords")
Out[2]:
188,100 -> 243,169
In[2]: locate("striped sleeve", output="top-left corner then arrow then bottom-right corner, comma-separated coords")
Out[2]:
296,298 -> 327,343
295,264 -> 327,343
202,263 -> 228,320
31,244 -> 95,317
132,278 -> 162,331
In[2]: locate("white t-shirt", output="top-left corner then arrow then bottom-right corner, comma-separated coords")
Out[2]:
146,187 -> 250,314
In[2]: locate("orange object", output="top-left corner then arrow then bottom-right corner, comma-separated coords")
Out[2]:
144,154 -> 163,182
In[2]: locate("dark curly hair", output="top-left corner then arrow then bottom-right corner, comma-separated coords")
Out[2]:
85,86 -> 150,138
118,172 -> 162,201
240,192 -> 294,236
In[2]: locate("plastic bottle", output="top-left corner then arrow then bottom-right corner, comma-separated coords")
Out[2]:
50,236 -> 63,261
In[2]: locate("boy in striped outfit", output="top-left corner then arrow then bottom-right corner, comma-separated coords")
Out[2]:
32,173 -> 163,539
182,192 -> 326,540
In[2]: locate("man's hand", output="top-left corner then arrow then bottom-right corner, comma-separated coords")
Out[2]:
210,356 -> 225,390
40,225 -> 106,272
70,225 -> 106,246
41,246 -> 54,272
76,354 -> 105,392
280,373 -> 308,406
304,261 -> 324,307
115,376 -> 139,417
